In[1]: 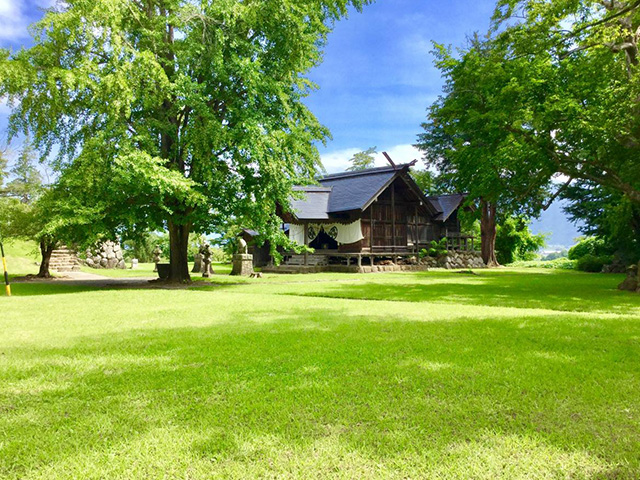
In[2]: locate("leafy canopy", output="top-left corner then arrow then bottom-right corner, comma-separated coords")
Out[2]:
416,37 -> 555,221
0,0 -> 371,278
346,147 -> 377,171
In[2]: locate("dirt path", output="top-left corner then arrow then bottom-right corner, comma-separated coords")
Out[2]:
15,271 -> 159,289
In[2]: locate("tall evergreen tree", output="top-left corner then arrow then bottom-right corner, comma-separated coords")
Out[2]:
5,139 -> 42,204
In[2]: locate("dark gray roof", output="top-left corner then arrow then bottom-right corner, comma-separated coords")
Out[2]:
286,165 -> 461,222
427,194 -> 466,222
289,186 -> 332,220
318,166 -> 397,213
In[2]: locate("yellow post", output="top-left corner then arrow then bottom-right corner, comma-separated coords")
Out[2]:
1,242 -> 11,297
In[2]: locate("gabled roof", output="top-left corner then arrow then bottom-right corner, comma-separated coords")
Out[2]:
289,186 -> 332,220
319,166 -> 399,213
427,193 -> 467,222
286,164 -> 460,222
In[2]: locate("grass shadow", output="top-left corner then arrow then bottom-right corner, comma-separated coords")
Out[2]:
285,270 -> 640,315
1,302 -> 638,477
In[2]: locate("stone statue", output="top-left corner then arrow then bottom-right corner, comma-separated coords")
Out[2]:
152,245 -> 162,272
199,242 -> 213,278
231,237 -> 254,276
237,238 -> 248,254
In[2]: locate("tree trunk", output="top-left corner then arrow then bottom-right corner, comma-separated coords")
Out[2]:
168,220 -> 191,283
480,200 -> 499,267
37,239 -> 55,278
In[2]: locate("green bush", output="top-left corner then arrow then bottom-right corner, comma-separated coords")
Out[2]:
495,217 -> 546,265
568,237 -> 612,260
419,238 -> 448,258
510,258 -> 576,269
575,254 -> 611,273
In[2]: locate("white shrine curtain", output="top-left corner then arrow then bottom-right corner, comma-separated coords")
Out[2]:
289,220 -> 364,246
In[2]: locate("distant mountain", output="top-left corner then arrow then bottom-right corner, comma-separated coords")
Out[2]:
529,199 -> 584,250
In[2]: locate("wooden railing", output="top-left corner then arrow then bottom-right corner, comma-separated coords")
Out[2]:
282,234 -> 476,266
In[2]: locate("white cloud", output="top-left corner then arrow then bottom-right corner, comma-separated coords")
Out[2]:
372,144 -> 422,167
0,0 -> 29,40
319,147 -> 361,173
0,0 -> 19,15
320,144 -> 423,174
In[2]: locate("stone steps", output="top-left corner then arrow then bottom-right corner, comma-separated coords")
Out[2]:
50,245 -> 81,273
284,254 -> 328,266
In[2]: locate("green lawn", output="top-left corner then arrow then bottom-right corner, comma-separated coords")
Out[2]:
80,262 -> 233,278
2,267 -> 640,478
2,239 -> 41,278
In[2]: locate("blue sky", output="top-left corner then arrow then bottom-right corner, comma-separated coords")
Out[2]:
0,0 -> 581,247
307,0 -> 497,171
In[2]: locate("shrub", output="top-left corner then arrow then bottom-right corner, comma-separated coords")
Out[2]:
510,258 -> 575,269
568,237 -> 612,260
575,254 -> 611,273
420,238 -> 448,258
495,216 -> 546,265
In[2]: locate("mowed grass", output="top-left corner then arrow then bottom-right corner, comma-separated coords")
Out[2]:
80,262 -> 233,278
1,268 -> 640,479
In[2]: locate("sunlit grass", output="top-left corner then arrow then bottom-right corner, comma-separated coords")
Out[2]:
1,267 -> 639,478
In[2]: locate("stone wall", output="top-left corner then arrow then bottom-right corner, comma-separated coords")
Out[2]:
421,250 -> 485,269
84,240 -> 126,269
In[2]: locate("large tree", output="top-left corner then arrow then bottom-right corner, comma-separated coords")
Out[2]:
0,0 -> 369,282
492,0 -> 640,205
416,39 -> 555,266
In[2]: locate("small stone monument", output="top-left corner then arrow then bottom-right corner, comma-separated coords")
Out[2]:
152,245 -> 162,272
200,243 -> 213,278
191,253 -> 202,273
231,238 -> 254,276
618,262 -> 639,293
131,258 -> 138,269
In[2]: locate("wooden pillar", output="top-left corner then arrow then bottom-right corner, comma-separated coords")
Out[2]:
391,182 -> 396,253
414,205 -> 419,254
369,204 -> 374,252
304,223 -> 309,266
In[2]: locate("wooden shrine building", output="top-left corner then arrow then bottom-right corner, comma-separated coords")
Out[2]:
275,159 -> 472,268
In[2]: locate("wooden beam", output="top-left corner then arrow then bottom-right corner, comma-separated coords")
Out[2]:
414,204 -> 418,254
304,223 -> 308,266
370,204 -> 374,250
383,151 -> 396,168
391,182 -> 396,253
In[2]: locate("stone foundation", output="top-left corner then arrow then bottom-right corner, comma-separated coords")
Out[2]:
263,264 -> 430,274
231,253 -> 254,276
84,240 -> 126,269
264,250 -> 485,274
421,251 -> 485,269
